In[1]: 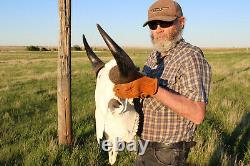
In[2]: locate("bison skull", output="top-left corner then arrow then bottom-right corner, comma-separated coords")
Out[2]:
82,24 -> 142,165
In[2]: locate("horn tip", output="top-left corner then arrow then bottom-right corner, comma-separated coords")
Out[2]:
96,24 -> 103,32
82,34 -> 86,40
82,35 -> 87,45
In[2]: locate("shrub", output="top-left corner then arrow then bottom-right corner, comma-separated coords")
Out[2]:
40,47 -> 50,51
72,45 -> 82,51
26,46 -> 40,51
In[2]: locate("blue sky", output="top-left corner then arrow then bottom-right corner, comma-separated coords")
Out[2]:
0,0 -> 250,48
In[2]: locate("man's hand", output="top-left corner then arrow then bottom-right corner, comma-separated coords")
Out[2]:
113,76 -> 158,99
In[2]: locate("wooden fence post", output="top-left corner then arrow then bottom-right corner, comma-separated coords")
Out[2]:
57,0 -> 72,145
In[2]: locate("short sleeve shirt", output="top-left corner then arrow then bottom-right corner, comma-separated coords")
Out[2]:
141,39 -> 211,143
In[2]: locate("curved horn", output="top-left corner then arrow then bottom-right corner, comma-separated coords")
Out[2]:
82,34 -> 105,76
96,24 -> 138,77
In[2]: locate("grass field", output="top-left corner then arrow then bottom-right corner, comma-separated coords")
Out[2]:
0,48 -> 249,165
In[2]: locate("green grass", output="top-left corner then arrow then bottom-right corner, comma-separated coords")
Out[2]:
0,49 -> 250,165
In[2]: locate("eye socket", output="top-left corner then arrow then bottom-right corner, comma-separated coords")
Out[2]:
108,99 -> 122,109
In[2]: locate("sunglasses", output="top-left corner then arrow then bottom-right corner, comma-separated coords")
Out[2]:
148,20 -> 175,30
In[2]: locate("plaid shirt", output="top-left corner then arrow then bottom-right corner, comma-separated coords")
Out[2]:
141,39 -> 211,143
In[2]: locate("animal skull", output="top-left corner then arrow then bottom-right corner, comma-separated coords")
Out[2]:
82,24 -> 142,165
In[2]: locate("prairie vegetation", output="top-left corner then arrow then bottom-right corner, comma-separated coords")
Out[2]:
0,48 -> 249,165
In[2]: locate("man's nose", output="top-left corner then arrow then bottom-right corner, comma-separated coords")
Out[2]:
155,24 -> 164,32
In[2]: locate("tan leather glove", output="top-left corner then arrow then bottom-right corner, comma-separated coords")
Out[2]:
113,76 -> 158,99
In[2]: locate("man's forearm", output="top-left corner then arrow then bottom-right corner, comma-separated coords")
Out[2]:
153,87 -> 206,124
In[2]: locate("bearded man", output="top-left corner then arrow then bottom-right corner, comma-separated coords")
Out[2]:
113,0 -> 212,165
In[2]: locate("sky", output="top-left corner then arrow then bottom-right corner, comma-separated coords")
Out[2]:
0,0 -> 250,48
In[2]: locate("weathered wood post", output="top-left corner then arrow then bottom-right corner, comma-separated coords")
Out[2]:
57,0 -> 72,145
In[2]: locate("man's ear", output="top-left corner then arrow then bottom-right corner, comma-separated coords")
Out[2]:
179,16 -> 185,29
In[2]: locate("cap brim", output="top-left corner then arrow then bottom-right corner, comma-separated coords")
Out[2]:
143,16 -> 177,27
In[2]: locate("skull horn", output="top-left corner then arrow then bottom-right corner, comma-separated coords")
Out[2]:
96,24 -> 139,78
82,34 -> 105,76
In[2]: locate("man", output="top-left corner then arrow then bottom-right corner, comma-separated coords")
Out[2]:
114,0 -> 211,165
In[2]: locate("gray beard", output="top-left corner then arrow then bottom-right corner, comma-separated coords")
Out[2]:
152,31 -> 182,53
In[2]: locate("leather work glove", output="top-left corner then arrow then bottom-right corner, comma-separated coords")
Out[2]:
113,76 -> 158,99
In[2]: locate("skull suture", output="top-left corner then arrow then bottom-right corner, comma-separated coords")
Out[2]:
82,24 -> 142,165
